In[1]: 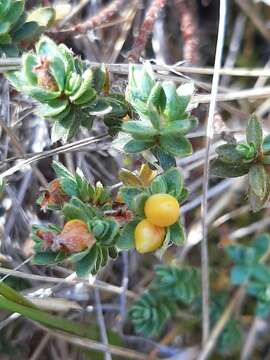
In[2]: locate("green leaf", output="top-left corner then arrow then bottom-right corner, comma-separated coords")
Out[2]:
122,121 -> 158,139
124,139 -> 154,153
163,81 -> 183,121
150,175 -> 168,194
70,68 -> 94,102
249,164 -> 268,199
131,192 -> 149,216
147,82 -> 166,112
61,177 -> 78,196
51,111 -> 78,143
117,220 -> 139,250
160,134 -> 192,157
252,233 -> 270,259
226,244 -> 257,265
160,118 -> 198,136
162,167 -> 184,199
256,300 -> 270,318
33,250 -> 68,265
211,159 -> 250,178
88,99 -> 112,116
169,222 -> 186,245
230,265 -> 251,285
5,1 -> 24,28
0,282 -> 34,309
22,52 -> 38,85
37,99 -> 69,118
5,70 -> 27,91
216,144 -> 245,164
75,246 -> 98,277
52,160 -> 73,178
263,134 -> 270,153
151,146 -> 176,170
24,85 -> 60,102
12,21 -> 39,42
246,114 -> 263,151
0,22 -> 10,35
73,87 -> 96,106
147,103 -> 161,130
120,187 -> 144,209
27,7 -> 55,27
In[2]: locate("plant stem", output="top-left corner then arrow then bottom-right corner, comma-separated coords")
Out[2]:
200,0 -> 227,344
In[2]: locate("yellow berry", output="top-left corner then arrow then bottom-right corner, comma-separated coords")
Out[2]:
144,193 -> 180,227
135,219 -> 165,253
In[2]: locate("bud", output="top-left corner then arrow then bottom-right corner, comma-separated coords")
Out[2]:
33,57 -> 59,91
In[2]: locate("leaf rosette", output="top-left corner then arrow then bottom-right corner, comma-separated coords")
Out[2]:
6,36 -> 129,142
117,62 -> 198,169
211,115 -> 270,211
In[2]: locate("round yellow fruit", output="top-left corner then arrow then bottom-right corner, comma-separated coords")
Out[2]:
135,219 -> 165,253
144,193 -> 180,227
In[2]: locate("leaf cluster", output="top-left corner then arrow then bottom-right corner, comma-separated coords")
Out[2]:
0,1 -> 55,56
32,161 -> 119,277
226,233 -> 270,318
129,265 -> 200,337
118,62 -> 198,169
211,115 -> 270,211
6,36 -> 129,142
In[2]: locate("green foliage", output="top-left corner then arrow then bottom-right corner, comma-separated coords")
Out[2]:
6,37 -> 129,142
226,233 -> 270,318
0,1 -> 55,56
129,265 -> 200,336
117,62 -> 197,169
38,160 -> 111,210
118,167 -> 187,251
211,115 -> 270,211
210,292 -> 242,355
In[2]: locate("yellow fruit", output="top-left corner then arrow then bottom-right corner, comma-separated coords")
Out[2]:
144,193 -> 180,227
135,219 -> 165,253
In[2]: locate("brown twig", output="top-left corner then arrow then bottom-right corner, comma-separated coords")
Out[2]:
65,0 -> 126,34
174,0 -> 199,65
128,0 -> 167,62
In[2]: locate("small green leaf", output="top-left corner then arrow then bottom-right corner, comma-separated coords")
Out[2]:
151,146 -> 176,170
52,160 -> 73,178
117,220 -> 139,250
75,246 -> 98,277
263,134 -> 270,153
160,118 -> 198,136
249,164 -> 268,199
246,114 -> 263,151
147,103 -> 161,130
122,121 -> 158,139
162,167 -> 184,198
131,192 -> 149,216
33,250 -> 68,265
169,222 -> 186,245
216,144 -> 245,164
27,7 -> 55,28
150,175 -> 168,194
124,139 -> 154,153
230,265 -> 251,285
60,177 -> 78,197
160,134 -> 192,157
119,187 -> 144,209
211,159 -> 250,178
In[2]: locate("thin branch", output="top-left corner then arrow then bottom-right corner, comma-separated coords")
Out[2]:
128,0 -> 167,62
200,0 -> 227,344
0,134 -> 109,181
